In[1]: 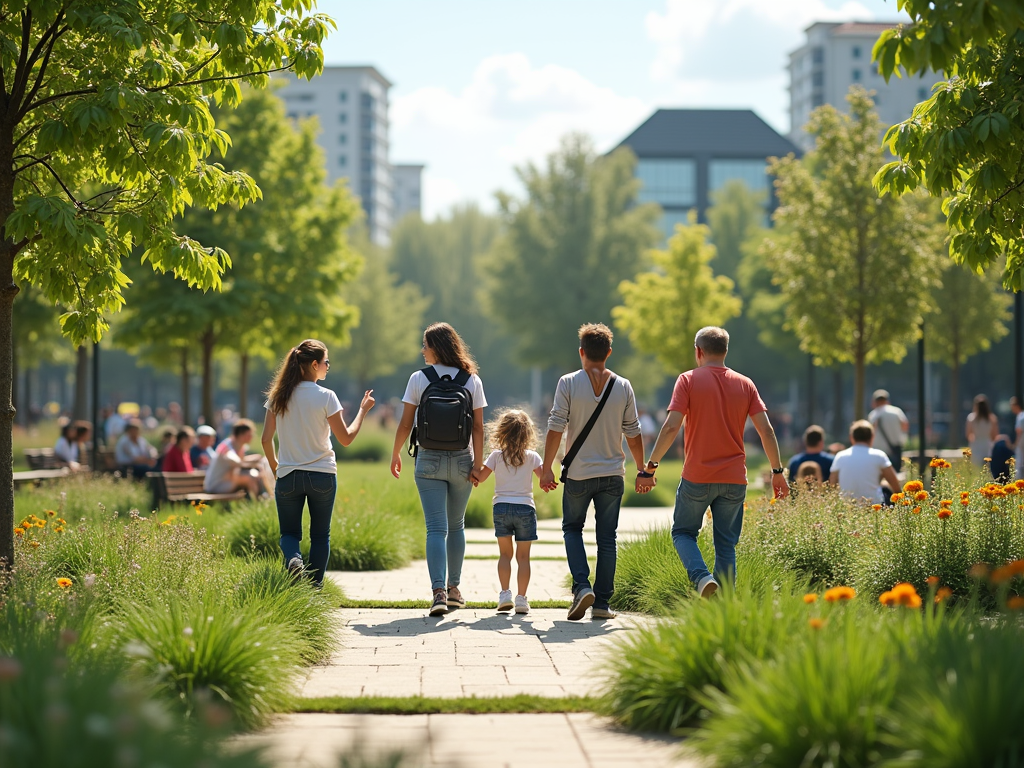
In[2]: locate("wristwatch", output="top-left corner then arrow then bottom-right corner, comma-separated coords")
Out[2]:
771,467 -> 785,475
645,460 -> 659,473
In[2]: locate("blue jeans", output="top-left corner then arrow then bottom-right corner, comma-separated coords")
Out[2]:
672,479 -> 746,587
415,448 -> 473,590
276,470 -> 337,586
562,475 -> 623,611
493,503 -> 538,541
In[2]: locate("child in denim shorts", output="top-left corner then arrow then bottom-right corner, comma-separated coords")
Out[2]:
474,409 -> 543,614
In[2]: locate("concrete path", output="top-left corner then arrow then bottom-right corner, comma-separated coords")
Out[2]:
247,506 -> 695,767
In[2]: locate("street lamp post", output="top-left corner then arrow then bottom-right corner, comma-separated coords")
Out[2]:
918,322 -> 927,479
91,340 -> 100,472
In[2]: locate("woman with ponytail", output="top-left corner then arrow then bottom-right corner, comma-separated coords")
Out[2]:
262,339 -> 375,587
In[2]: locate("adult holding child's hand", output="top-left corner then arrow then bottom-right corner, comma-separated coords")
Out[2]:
391,323 -> 487,617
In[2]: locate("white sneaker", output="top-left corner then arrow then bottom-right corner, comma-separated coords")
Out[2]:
497,589 -> 514,612
697,575 -> 719,599
514,595 -> 530,614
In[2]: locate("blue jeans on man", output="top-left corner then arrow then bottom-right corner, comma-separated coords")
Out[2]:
414,448 -> 473,591
562,475 -> 624,610
276,469 -> 337,586
672,479 -> 746,587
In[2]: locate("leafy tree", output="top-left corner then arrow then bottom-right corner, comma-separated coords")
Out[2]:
926,260 -> 1012,445
614,214 -> 742,373
118,88 -> 360,421
0,1 -> 329,564
486,134 -> 660,373
873,1 -> 1024,285
12,282 -> 70,423
342,234 -> 428,391
706,179 -> 766,282
765,88 -> 939,419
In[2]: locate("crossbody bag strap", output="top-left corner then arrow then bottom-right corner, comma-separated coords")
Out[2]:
560,374 -> 617,483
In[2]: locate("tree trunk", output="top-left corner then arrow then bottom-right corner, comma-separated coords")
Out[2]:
806,354 -> 816,427
853,356 -> 866,421
238,352 -> 249,418
949,357 -> 961,447
1,119 -> 19,566
73,345 -> 88,419
201,327 -> 215,426
11,343 -> 17,427
180,349 -> 191,425
832,368 -> 844,440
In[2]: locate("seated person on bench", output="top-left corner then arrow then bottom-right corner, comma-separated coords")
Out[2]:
204,419 -> 263,497
115,419 -> 158,479
162,427 -> 195,473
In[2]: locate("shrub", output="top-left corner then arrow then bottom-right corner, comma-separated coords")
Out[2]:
610,528 -> 691,614
15,473 -> 152,522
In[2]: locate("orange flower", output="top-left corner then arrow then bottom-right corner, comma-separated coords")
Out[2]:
880,582 -> 922,608
1015,480 -> 1024,490
963,448 -> 972,458
903,480 -> 924,494
1004,484 -> 1019,496
935,587 -> 953,603
803,593 -> 818,604
824,586 -> 856,602
879,590 -> 898,606
808,618 -> 825,630
1007,596 -> 1024,611
914,490 -> 929,501
891,492 -> 905,503
926,575 -> 940,587
929,457 -> 951,469
871,504 -> 882,511
912,506 -> 922,514
969,563 -> 991,580
991,562 -> 1024,584
56,578 -> 71,589
1006,560 -> 1024,576
937,509 -> 952,519
13,527 -> 23,537
939,499 -> 953,508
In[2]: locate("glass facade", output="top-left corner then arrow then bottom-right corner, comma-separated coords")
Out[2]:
709,159 -> 768,194
636,158 -> 696,207
658,210 -> 691,240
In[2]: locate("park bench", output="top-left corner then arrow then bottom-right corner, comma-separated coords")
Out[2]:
147,471 -> 247,509
13,467 -> 70,487
24,448 -> 61,470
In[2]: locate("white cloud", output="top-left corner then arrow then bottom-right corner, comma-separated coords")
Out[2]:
421,174 -> 465,221
391,54 -> 652,218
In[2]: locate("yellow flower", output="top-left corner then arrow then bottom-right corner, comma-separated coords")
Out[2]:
963,448 -> 972,458
56,518 -> 66,525
13,527 -> 24,537
803,593 -> 818,604
1004,484 -> 1019,496
29,541 -> 39,549
56,578 -> 72,589
824,586 -> 856,603
192,501 -> 207,516
53,526 -> 65,533
808,618 -> 825,630
35,521 -> 45,528
45,509 -> 56,517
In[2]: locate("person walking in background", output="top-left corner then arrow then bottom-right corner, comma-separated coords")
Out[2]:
787,425 -> 834,486
1012,396 -> 1024,479
262,339 -> 375,589
965,394 -> 998,467
829,420 -> 901,505
391,323 -> 486,617
643,326 -> 789,599
473,409 -> 544,615
868,389 -> 908,471
540,323 -> 652,621
162,427 -> 195,473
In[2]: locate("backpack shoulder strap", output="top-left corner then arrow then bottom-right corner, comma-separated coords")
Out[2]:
421,366 -> 440,384
453,369 -> 471,387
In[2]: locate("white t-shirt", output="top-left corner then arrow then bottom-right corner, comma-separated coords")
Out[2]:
831,444 -> 892,504
484,449 -> 542,508
204,441 -> 243,492
1015,412 -> 1024,479
868,404 -> 907,458
402,365 -> 488,411
266,382 -> 343,478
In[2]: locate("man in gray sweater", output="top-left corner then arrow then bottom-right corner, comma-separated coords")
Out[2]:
540,323 -> 654,621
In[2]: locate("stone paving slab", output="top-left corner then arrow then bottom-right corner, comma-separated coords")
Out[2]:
301,609 -> 648,699
246,712 -> 694,768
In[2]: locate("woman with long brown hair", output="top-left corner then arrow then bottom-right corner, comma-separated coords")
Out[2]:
262,339 -> 375,588
391,323 -> 487,616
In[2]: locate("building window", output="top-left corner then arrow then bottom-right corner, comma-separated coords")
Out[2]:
338,155 -> 347,167
852,68 -> 861,82
285,112 -> 297,120
339,91 -> 347,103
339,113 -> 347,124
658,210 -> 691,240
709,159 -> 768,195
285,93 -> 314,102
636,159 -> 697,207
811,46 -> 824,65
339,134 -> 347,144
852,45 -> 861,59
812,71 -> 824,87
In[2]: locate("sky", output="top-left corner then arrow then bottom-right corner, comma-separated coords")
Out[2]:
316,0 -> 907,219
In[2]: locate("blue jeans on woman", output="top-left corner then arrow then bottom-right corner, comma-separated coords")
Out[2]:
276,469 -> 337,586
414,448 -> 473,591
562,475 -> 624,611
671,478 -> 746,587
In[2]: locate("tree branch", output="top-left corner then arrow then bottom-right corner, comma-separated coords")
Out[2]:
10,10 -> 33,110
12,153 -> 53,175
185,50 -> 222,79
12,233 -> 43,257
35,158 -> 80,207
17,21 -> 70,122
145,64 -> 293,93
13,122 -> 42,150
23,86 -> 99,115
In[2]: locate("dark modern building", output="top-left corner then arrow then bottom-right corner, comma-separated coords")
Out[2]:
616,109 -> 801,237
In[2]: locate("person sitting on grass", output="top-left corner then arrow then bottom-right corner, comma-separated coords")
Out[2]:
473,408 -> 544,616
162,427 -> 195,473
787,425 -> 833,486
795,460 -> 824,490
203,419 -> 265,497
115,419 -> 158,479
829,420 -> 900,505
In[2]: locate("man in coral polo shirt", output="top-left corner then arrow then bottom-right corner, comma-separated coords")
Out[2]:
644,326 -> 789,597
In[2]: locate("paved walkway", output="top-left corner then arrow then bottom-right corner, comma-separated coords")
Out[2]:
247,507 -> 696,767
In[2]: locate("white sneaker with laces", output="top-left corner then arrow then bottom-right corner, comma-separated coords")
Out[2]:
697,575 -> 719,598
497,589 -> 514,612
514,595 -> 530,614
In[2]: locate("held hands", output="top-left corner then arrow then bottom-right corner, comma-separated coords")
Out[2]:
470,467 -> 485,487
635,472 -> 657,494
539,466 -> 558,493
390,452 -> 402,479
360,390 -> 376,412
771,472 -> 791,499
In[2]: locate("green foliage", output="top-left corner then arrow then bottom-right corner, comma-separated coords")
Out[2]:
486,135 -> 660,370
873,2 -> 1024,287
296,694 -> 597,714
614,214 -> 742,373
706,179 -> 767,282
766,87 -> 940,415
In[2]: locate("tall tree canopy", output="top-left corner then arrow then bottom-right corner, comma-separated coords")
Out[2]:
485,135 -> 660,373
873,1 -> 1024,286
766,88 -> 939,418
614,215 -> 742,374
0,0 -> 331,565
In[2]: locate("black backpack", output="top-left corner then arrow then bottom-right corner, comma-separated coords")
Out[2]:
410,367 -> 474,454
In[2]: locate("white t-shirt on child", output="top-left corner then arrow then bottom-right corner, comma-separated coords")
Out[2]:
830,444 -> 892,504
484,449 -> 542,508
